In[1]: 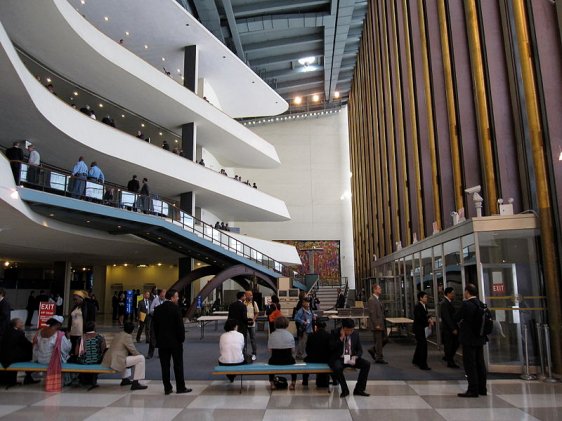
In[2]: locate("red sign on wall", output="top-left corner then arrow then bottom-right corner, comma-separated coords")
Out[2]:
37,302 -> 55,329
492,283 -> 505,294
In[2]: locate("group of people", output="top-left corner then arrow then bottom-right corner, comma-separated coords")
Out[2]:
367,283 -> 489,398
214,221 -> 231,231
69,156 -> 106,199
5,141 -> 40,185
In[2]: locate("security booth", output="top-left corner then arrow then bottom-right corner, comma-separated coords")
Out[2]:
370,214 -> 545,373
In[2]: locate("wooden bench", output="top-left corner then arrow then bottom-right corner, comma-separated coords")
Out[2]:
0,362 -> 118,390
212,362 -> 333,392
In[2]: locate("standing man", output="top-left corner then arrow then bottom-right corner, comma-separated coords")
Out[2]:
152,289 -> 191,395
127,175 -> 140,193
111,291 -> 119,321
147,289 -> 166,358
71,156 -> 88,198
412,291 -> 433,370
457,283 -> 488,397
25,291 -> 36,327
228,292 -> 248,355
367,284 -> 388,364
26,144 -> 41,184
329,318 -> 370,398
440,287 -> 460,368
335,288 -> 346,309
6,141 -> 24,184
0,289 -> 11,347
244,290 -> 260,361
136,291 -> 152,343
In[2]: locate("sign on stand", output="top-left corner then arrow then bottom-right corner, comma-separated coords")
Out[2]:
37,301 -> 56,328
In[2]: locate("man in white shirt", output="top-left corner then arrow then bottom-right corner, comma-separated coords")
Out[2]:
244,290 -> 259,360
26,144 -> 40,184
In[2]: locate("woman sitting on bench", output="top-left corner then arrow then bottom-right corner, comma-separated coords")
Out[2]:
218,318 -> 245,382
268,316 -> 297,390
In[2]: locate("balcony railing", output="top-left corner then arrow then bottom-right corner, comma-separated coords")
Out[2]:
11,161 -> 285,274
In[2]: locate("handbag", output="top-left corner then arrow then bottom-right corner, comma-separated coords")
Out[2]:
272,376 -> 288,389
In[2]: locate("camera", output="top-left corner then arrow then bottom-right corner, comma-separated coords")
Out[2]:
464,185 -> 481,194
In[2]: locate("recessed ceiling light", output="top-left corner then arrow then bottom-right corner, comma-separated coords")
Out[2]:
117,225 -> 121,229
104,16 -> 109,21
298,56 -> 315,66
159,132 -> 162,136
80,0 -> 85,4
181,76 -> 184,80
98,103 -> 103,108
312,94 -> 320,102
334,91 -> 340,99
73,91 -> 78,96
162,57 -> 165,62
124,263 -> 128,267
141,123 -> 145,127
175,139 -> 178,143
157,263 -> 162,266
86,220 -> 90,223
121,114 -> 125,118
125,31 -> 130,36
49,213 -> 54,217
177,69 -> 181,73
144,44 -> 148,49
294,96 -> 302,105
112,264 -> 116,267
46,77 -> 52,83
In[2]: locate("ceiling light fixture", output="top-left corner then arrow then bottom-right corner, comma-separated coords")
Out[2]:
162,57 -> 166,62
294,96 -> 302,105
334,91 -> 340,99
104,16 -> 109,21
298,56 -> 315,66
46,77 -> 52,83
125,31 -> 130,36
144,44 -> 148,49
98,103 -> 103,108
141,123 -> 145,127
121,114 -> 125,118
73,91 -> 79,96
312,94 -> 320,102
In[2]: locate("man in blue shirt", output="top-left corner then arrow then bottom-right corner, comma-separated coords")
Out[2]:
70,156 -> 88,198
88,161 -> 105,184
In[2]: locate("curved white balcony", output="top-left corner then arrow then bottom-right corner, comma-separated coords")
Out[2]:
0,0 -> 282,169
0,21 -> 291,222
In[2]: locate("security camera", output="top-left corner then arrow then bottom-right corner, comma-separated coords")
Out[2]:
464,185 -> 481,194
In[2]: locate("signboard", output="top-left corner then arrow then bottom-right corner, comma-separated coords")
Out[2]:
125,290 -> 133,315
37,301 -> 56,329
492,271 -> 505,295
196,295 -> 203,309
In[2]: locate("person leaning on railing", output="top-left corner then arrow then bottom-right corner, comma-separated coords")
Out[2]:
5,141 -> 24,184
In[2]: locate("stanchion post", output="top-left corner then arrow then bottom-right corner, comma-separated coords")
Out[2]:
536,322 -> 546,380
543,325 -> 559,383
521,324 -> 536,380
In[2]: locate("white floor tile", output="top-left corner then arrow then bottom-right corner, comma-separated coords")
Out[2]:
0,405 -> 26,417
187,395 -> 270,409
436,408 -> 542,421
346,395 -> 432,410
32,393 -> 126,407
497,394 -> 562,408
263,409 -> 353,421
85,407 -> 183,421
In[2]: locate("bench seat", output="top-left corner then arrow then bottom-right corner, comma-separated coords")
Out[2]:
212,362 -> 332,376
0,362 -> 117,374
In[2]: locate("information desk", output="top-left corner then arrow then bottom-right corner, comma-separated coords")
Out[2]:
385,317 -> 413,337
197,315 -> 227,339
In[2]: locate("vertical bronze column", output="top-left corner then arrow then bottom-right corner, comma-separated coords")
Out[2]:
464,0 -> 498,214
512,0 -> 562,374
402,0 -> 425,239
437,0 -> 464,212
417,0 -> 442,229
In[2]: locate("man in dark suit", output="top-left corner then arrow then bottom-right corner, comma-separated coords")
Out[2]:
228,291 -> 248,352
456,283 -> 488,398
302,320 -> 331,387
5,141 -> 24,184
412,291 -> 433,370
136,291 -> 152,343
329,318 -> 371,398
440,287 -> 460,368
0,288 -> 11,347
152,288 -> 191,395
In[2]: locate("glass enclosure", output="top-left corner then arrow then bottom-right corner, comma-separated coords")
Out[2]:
369,215 -> 544,372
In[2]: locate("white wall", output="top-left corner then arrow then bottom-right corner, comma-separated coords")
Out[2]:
233,108 -> 355,287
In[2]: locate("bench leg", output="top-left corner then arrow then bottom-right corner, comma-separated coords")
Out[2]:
239,375 -> 243,394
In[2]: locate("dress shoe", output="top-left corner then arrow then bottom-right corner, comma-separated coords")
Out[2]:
353,390 -> 370,397
131,381 -> 148,391
120,378 -> 133,386
164,388 -> 173,395
176,388 -> 192,394
479,390 -> 488,396
457,392 -> 479,398
368,349 -> 376,360
447,363 -> 460,369
375,359 -> 388,365
419,366 -> 431,371
340,390 -> 350,398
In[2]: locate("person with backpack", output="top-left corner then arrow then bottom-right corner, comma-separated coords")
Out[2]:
456,283 -> 488,397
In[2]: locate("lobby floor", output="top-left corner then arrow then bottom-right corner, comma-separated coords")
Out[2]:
0,378 -> 561,420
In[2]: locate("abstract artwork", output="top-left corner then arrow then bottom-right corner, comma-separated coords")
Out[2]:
276,240 -> 341,281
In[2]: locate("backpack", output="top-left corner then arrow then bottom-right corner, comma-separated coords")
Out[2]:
472,300 -> 493,337
272,376 -> 288,389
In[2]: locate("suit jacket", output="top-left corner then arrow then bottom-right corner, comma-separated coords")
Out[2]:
102,331 -> 140,372
1,328 -> 32,367
367,295 -> 385,331
152,301 -> 185,348
413,302 -> 429,338
228,300 -> 248,334
5,146 -> 24,162
138,298 -> 152,315
305,330 -> 331,363
328,329 -> 363,363
457,298 -> 487,347
440,298 -> 457,334
0,298 -> 11,338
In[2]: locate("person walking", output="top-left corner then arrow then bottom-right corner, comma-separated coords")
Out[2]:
152,289 -> 191,395
367,284 -> 388,364
457,283 -> 488,397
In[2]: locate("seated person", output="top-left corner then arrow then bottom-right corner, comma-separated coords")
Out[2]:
267,316 -> 297,390
77,321 -> 107,386
218,318 -> 245,382
329,318 -> 371,398
0,318 -> 39,386
33,316 -> 71,365
102,321 -> 147,390
302,320 -> 331,387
